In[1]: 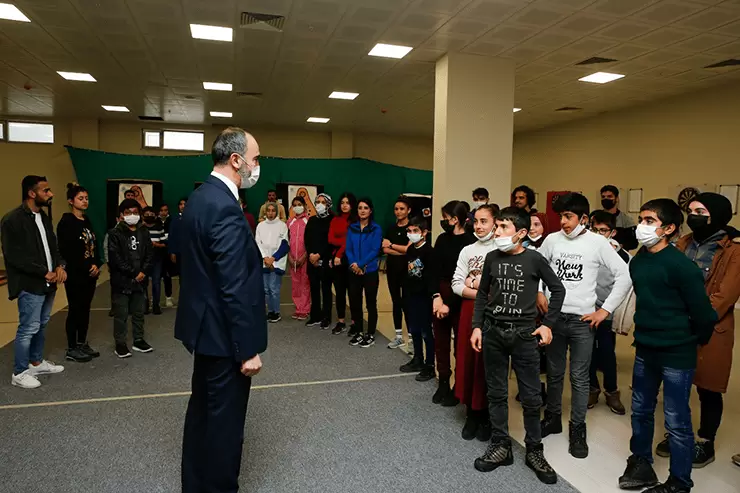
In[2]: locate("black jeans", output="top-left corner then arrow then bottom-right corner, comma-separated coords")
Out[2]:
405,293 -> 434,366
349,271 -> 379,335
148,256 -> 171,308
589,320 -> 618,393
697,386 -> 723,442
308,261 -> 333,323
112,291 -> 146,345
386,264 -> 407,337
331,260 -> 349,320
64,278 -> 97,349
483,321 -> 542,447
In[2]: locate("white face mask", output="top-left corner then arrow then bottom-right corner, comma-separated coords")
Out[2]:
316,203 -> 327,217
237,157 -> 260,190
123,214 -> 139,226
293,206 -> 305,215
494,235 -> 518,252
474,230 -> 494,243
564,222 -> 586,240
636,224 -> 662,247
473,201 -> 487,210
528,234 -> 542,242
407,232 -> 422,244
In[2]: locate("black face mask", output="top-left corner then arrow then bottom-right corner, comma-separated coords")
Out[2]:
601,198 -> 615,210
440,220 -> 454,233
144,216 -> 155,224
686,214 -> 719,242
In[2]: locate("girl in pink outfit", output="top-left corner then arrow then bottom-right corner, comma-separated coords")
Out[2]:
288,196 -> 311,319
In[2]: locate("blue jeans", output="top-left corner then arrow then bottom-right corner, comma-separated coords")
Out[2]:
14,290 -> 56,375
630,355 -> 695,490
263,272 -> 283,314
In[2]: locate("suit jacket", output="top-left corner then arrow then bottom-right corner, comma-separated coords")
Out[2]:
174,175 -> 268,361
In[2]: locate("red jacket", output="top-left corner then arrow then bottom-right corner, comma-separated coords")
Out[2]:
328,213 -> 350,259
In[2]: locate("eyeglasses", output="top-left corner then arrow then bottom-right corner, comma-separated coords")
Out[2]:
591,228 -> 612,236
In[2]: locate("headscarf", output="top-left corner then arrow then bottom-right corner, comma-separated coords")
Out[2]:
316,193 -> 333,217
690,192 -> 732,242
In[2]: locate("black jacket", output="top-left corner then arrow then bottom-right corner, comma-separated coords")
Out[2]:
107,222 -> 153,294
57,213 -> 102,283
305,213 -> 335,261
1,204 -> 64,300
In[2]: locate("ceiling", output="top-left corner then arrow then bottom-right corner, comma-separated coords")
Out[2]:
0,0 -> 739,136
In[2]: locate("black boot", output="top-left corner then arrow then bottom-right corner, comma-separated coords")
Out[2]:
655,433 -> 670,458
441,385 -> 460,407
432,378 -> 451,404
526,443 -> 557,485
692,439 -> 715,468
569,421 -> 589,459
476,412 -> 492,442
399,358 -> 424,373
462,410 -> 480,441
540,410 -> 562,438
474,439 -> 513,472
416,365 -> 435,382
619,454 -> 659,490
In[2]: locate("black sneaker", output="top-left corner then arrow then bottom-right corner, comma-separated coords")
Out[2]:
347,323 -> 358,337
416,365 -> 435,382
152,305 -> 162,315
349,333 -> 364,346
655,433 -> 670,458
400,358 -> 424,373
305,319 -> 321,327
272,313 -> 282,323
476,419 -> 492,442
433,379 -> 452,404
462,414 -> 479,441
541,411 -> 562,438
692,439 -> 715,468
569,422 -> 588,459
474,440 -> 513,472
320,319 -> 330,330
359,335 -> 375,348
132,339 -> 154,353
115,343 -> 132,359
331,322 -> 346,335
642,476 -> 690,493
79,343 -> 100,358
526,444 -> 557,484
619,454 -> 659,490
65,347 -> 93,362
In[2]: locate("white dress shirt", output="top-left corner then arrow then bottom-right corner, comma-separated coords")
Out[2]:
210,171 -> 239,201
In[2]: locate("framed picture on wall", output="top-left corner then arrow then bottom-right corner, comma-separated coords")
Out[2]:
277,183 -> 324,219
106,179 -> 163,230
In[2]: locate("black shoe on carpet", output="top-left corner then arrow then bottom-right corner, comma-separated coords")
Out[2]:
133,339 -> 154,353
432,379 -> 451,404
474,440 -> 513,472
65,347 -> 92,363
415,366 -> 435,382
115,343 -> 132,359
358,335 -> 375,348
476,420 -> 492,442
526,444 -> 557,485
331,322 -> 346,335
461,415 -> 479,441
79,343 -> 100,358
399,358 -> 424,373
619,454 -> 659,490
152,305 -> 162,315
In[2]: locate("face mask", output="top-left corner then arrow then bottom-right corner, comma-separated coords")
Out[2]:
609,238 -> 622,251
601,198 -> 616,210
564,222 -> 585,240
237,158 -> 260,190
316,203 -> 328,217
440,220 -> 455,234
407,232 -> 422,244
473,201 -> 487,210
293,206 -> 305,215
124,215 -> 140,226
686,214 -> 719,242
636,224 -> 662,248
494,235 -> 518,252
474,230 -> 494,243
144,216 -> 155,224
528,234 -> 542,242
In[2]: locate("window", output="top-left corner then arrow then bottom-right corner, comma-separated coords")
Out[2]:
7,122 -> 54,143
141,129 -> 204,151
143,130 -> 161,148
0,122 -> 4,141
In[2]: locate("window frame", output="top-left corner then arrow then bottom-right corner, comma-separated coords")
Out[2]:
141,128 -> 205,152
5,120 -> 55,144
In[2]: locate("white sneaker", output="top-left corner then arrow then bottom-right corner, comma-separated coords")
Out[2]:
165,297 -> 175,308
11,370 -> 41,389
387,336 -> 404,349
28,360 -> 64,375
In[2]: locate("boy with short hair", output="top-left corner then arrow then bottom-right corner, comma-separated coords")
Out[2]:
619,199 -> 717,493
399,216 -> 436,381
537,192 -> 631,459
470,207 -> 565,484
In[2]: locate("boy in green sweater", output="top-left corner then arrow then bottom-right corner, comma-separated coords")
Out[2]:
619,199 -> 717,493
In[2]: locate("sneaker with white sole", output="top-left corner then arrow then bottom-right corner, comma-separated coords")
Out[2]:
115,343 -> 132,358
359,335 -> 375,348
133,339 -> 154,353
165,297 -> 175,308
387,336 -> 404,349
28,360 -> 64,375
11,370 -> 41,389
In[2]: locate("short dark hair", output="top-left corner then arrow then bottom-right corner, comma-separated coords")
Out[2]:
22,175 -> 47,201
590,210 -> 616,230
292,196 -> 306,206
159,203 -> 169,211
142,206 -> 156,215
600,185 -> 619,197
553,192 -> 590,218
267,189 -> 277,195
119,199 -> 141,215
211,127 -> 247,166
512,185 -> 536,207
640,199 -> 683,239
497,206 -> 530,232
441,200 -> 468,225
472,187 -> 489,199
395,195 -> 411,210
408,215 -> 428,231
66,182 -> 87,201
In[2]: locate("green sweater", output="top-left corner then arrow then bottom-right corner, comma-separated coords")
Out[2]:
629,244 -> 717,369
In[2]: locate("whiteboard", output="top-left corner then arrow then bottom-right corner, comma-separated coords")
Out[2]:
628,188 -> 643,213
719,184 -> 739,215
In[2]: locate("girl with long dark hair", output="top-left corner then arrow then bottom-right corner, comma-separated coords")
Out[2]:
382,196 -> 412,349
328,192 -> 357,334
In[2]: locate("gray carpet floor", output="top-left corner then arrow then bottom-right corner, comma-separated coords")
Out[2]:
0,279 -> 580,493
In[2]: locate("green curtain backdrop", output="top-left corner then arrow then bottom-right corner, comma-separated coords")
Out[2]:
65,146 -> 433,246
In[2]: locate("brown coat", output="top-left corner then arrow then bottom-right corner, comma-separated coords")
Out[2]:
676,233 -> 740,393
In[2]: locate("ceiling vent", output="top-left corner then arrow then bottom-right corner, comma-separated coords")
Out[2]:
240,12 -> 285,32
236,91 -> 263,99
576,57 -> 618,65
138,115 -> 164,121
555,106 -> 583,112
704,59 -> 740,69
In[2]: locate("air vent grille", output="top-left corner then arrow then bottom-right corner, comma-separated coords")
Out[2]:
240,12 -> 285,32
704,59 -> 740,69
236,91 -> 263,99
138,115 -> 163,121
555,107 -> 583,112
576,57 -> 618,65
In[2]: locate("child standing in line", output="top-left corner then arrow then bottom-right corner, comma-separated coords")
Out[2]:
287,196 -> 310,320
398,216 -> 436,381
470,207 -> 565,485
256,202 -> 289,323
618,199 -> 717,493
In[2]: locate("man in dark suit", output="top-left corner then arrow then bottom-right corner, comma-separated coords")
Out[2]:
175,127 -> 267,493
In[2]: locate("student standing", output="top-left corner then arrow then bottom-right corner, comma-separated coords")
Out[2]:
654,193 -> 740,468
328,192 -> 356,335
57,183 -> 102,363
470,207 -> 564,484
451,204 -> 498,441
432,200 -> 475,404
287,196 -> 310,321
141,206 -> 167,315
600,185 -> 637,250
346,197 -> 382,348
524,212 -> 548,249
158,204 -> 174,308
108,199 -> 154,358
305,193 -> 335,329
382,197 -> 412,349
537,193 -> 631,459
618,199 -> 717,493
256,202 -> 289,323
398,216 -> 436,381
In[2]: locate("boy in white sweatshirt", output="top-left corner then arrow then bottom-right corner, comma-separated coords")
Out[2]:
536,193 -> 631,459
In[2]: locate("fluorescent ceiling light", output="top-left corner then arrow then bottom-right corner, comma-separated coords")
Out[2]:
210,111 -> 233,118
368,43 -> 413,59
190,24 -> 233,42
102,105 -> 129,112
329,91 -> 359,100
57,71 -> 96,82
513,108 -> 522,113
203,81 -> 232,91
0,3 -> 30,22
578,72 -> 625,84
307,117 -> 330,124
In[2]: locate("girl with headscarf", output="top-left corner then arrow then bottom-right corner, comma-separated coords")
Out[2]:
304,193 -> 335,328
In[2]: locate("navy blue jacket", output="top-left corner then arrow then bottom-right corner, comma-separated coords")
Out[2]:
174,175 -> 267,361
345,220 -> 383,274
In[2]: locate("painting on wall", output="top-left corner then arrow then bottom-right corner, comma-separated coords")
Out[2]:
106,180 -> 163,230
117,182 -> 154,210
279,184 -> 323,219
